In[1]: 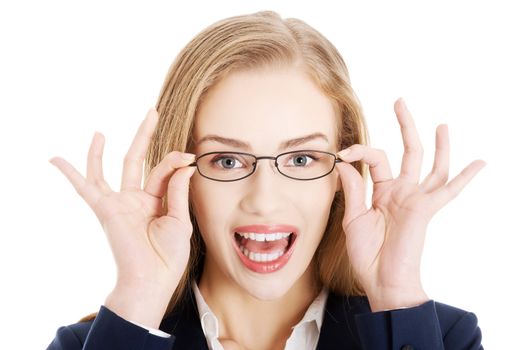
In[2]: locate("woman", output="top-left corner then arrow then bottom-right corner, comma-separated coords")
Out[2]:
47,10 -> 484,350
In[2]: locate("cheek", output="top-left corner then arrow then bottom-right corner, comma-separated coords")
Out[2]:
302,177 -> 338,208
189,179 -> 238,247
300,180 -> 337,237
189,176 -> 336,248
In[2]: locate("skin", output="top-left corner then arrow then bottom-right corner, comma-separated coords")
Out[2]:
189,67 -> 341,349
49,65 -> 486,350
335,100 -> 486,311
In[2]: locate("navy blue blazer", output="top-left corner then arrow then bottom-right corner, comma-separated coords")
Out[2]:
47,288 -> 483,349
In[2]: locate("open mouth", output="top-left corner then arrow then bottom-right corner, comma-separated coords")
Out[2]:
233,232 -> 297,263
230,230 -> 299,274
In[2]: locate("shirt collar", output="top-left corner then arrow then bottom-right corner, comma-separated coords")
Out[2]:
293,285 -> 328,332
191,280 -> 329,342
192,281 -> 221,350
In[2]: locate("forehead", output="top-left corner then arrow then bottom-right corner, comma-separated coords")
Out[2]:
194,67 -> 338,152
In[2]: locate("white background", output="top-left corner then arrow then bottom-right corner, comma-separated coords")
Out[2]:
1,0 -> 522,348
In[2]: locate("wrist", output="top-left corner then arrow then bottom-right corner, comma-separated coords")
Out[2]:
104,281 -> 175,329
367,287 -> 429,312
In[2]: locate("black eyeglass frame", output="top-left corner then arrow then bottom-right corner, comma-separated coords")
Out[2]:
188,149 -> 343,182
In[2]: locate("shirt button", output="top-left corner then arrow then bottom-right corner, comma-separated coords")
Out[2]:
401,345 -> 415,350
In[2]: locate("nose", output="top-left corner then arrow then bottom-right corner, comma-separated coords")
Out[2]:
252,157 -> 281,180
239,158 -> 286,215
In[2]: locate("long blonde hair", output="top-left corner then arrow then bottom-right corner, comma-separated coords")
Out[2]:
80,10 -> 369,323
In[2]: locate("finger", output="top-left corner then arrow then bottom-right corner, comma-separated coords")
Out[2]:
143,151 -> 196,198
430,160 -> 487,211
337,144 -> 393,183
121,108 -> 159,191
165,165 -> 197,225
421,124 -> 450,192
49,157 -> 102,206
86,132 -> 111,193
334,162 -> 367,224
395,98 -> 424,183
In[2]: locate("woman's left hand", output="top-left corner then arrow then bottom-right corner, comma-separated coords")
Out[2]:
335,98 -> 486,312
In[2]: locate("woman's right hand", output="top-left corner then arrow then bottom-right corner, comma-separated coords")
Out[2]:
49,108 -> 197,325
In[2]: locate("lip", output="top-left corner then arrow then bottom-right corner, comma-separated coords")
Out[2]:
231,224 -> 299,274
233,224 -> 299,234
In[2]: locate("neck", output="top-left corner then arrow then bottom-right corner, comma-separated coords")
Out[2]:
198,257 -> 321,349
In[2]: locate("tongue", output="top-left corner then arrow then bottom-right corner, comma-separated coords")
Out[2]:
240,236 -> 289,253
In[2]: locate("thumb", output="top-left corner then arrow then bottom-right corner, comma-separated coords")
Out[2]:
335,162 -> 367,224
166,166 -> 197,224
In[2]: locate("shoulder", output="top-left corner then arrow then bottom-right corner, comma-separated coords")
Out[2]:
47,319 -> 93,348
433,300 -> 482,344
317,292 -> 482,349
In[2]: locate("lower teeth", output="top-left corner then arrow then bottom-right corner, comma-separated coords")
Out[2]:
240,246 -> 284,262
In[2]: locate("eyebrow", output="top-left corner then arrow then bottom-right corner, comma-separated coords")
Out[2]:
195,132 -> 329,152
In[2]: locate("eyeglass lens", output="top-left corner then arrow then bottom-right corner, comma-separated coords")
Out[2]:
195,151 -> 336,181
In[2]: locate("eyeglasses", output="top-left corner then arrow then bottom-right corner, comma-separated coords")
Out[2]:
188,150 -> 343,182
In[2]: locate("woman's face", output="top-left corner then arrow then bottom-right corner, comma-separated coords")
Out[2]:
190,66 -> 341,300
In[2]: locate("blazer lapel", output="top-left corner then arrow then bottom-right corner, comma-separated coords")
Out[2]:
160,287 -> 209,349
316,293 -> 371,349
159,289 -> 371,350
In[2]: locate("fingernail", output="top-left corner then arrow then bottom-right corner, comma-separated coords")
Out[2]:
399,98 -> 407,111
182,153 -> 196,161
94,131 -> 104,140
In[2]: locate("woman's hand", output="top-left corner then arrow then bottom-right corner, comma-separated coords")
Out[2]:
49,108 -> 196,326
335,98 -> 486,312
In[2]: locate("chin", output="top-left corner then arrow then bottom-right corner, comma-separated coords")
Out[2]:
233,258 -> 311,301
238,276 -> 297,301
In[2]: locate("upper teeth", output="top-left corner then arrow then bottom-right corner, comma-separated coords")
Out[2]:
236,232 -> 292,242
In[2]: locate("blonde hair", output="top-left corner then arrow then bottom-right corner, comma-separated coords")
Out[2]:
80,10 -> 369,323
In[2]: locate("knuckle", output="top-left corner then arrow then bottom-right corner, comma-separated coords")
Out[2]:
74,186 -> 85,197
165,151 -> 184,162
437,172 -> 449,183
123,154 -> 139,164
375,149 -> 389,162
94,178 -> 107,188
444,186 -> 458,200
405,144 -> 424,154
159,152 -> 174,164
167,152 -> 185,169
170,151 -> 184,161
432,167 -> 448,181
155,152 -> 175,168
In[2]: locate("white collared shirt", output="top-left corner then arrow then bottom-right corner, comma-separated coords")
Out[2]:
191,281 -> 329,350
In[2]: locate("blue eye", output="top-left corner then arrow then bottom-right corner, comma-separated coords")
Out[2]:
211,154 -> 245,170
283,153 -> 318,167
